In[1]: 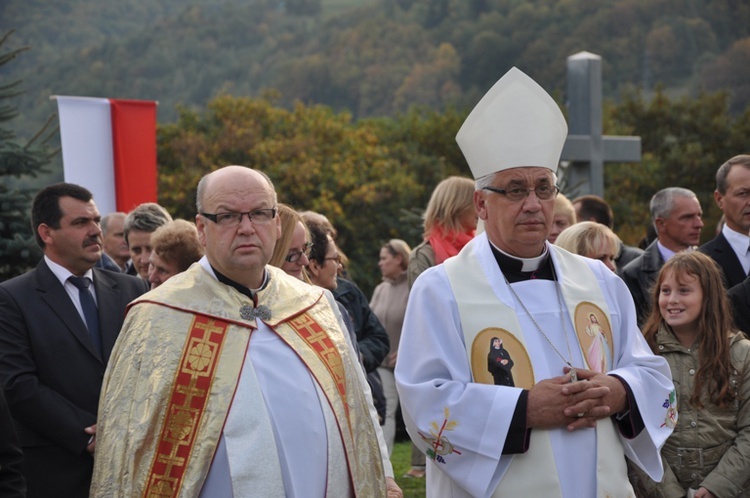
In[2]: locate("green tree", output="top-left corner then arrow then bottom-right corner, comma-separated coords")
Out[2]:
10,0 -> 750,140
157,94 -> 463,293
285,0 -> 321,16
605,86 -> 747,245
156,89 -> 750,292
392,43 -> 461,111
700,37 -> 750,114
0,31 -> 55,280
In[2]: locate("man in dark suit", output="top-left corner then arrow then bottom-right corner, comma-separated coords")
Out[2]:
0,388 -> 24,497
571,194 -> 644,273
621,187 -> 703,326
100,212 -> 129,271
0,183 -> 149,498
729,277 -> 750,336
700,154 -> 750,289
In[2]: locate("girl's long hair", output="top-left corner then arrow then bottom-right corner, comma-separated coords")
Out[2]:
642,251 -> 737,408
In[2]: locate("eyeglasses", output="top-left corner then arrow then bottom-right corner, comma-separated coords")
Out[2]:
200,208 -> 277,227
324,254 -> 342,265
482,184 -> 559,202
286,242 -> 313,263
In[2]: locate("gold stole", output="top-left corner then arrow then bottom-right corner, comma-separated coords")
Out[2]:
279,311 -> 385,497
443,243 -> 633,498
144,314 -> 235,497
139,265 -> 385,498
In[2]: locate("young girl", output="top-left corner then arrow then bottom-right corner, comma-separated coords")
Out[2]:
632,251 -> 750,497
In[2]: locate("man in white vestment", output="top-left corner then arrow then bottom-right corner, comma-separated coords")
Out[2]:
91,166 -> 402,497
395,67 -> 676,498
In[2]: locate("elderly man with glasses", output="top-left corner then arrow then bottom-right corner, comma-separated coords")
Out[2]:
91,166 -> 402,497
395,68 -> 675,497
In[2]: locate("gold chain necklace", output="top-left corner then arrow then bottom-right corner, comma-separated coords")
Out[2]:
503,273 -> 578,383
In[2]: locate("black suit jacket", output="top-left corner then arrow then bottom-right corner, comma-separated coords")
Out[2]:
729,277 -> 750,336
94,252 -> 122,273
332,277 -> 389,373
0,259 -> 148,498
615,242 -> 644,274
0,388 -> 24,497
700,233 -> 748,289
620,240 -> 664,327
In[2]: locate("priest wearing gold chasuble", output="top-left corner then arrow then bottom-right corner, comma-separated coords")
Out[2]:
91,166 -> 401,497
395,68 -> 677,498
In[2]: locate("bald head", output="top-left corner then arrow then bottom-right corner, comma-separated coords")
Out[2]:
195,166 -> 281,288
197,165 -> 277,213
101,211 -> 129,268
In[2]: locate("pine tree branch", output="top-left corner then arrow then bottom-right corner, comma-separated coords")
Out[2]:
25,113 -> 58,149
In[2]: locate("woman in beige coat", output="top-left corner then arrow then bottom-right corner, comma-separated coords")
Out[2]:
633,252 -> 750,498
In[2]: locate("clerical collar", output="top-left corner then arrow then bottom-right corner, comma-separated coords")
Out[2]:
211,265 -> 270,302
489,241 -> 555,283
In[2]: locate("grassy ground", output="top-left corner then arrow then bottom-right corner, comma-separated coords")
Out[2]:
391,439 -> 426,498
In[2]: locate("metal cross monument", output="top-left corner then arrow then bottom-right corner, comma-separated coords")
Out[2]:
561,51 -> 641,197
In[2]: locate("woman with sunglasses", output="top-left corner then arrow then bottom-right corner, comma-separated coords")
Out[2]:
269,204 -> 314,282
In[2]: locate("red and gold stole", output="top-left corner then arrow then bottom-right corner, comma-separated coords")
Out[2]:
286,312 -> 351,429
144,314 -> 232,497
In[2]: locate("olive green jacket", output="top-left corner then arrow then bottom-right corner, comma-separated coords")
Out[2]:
407,240 -> 434,289
632,328 -> 750,497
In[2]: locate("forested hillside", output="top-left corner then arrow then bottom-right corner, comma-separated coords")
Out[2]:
5,0 -> 750,143
3,0 -> 750,288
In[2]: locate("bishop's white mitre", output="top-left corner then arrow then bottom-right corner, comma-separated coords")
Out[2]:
456,67 -> 568,179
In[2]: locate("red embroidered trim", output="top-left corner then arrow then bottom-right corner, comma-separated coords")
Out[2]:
287,313 -> 350,424
144,315 -> 231,498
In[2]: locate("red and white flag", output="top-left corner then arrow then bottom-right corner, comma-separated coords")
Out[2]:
55,96 -> 158,215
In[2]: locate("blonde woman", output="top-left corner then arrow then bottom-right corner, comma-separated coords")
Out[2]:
269,204 -> 312,282
554,221 -> 620,273
408,176 -> 477,287
549,193 -> 577,244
